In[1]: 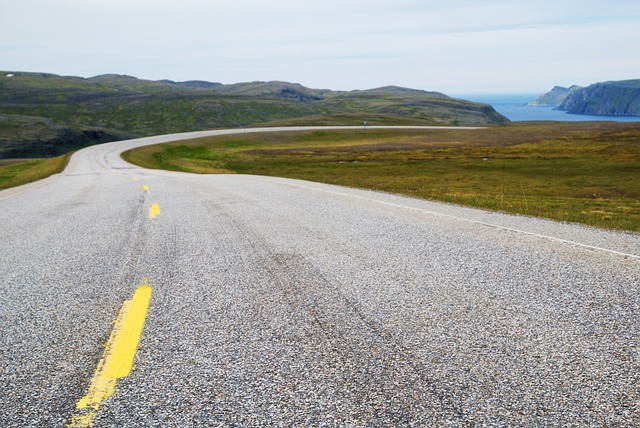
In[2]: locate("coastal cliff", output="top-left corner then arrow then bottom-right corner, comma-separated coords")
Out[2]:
558,80 -> 640,116
528,85 -> 582,107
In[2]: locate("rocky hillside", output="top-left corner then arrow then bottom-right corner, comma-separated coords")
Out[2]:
0,114 -> 126,158
528,85 -> 582,107
558,80 -> 640,116
0,71 -> 508,158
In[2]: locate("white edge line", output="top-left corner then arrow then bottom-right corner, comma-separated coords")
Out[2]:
256,176 -> 640,261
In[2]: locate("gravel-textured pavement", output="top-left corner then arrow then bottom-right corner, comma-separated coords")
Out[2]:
1,127 -> 639,427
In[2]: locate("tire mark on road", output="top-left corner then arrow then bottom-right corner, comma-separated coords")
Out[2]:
204,197 -> 469,425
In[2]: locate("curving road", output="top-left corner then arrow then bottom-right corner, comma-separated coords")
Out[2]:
1,127 -> 639,427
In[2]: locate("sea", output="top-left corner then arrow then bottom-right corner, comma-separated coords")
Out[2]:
453,94 -> 640,122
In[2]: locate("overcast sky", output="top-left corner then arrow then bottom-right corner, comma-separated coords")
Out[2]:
2,0 -> 639,94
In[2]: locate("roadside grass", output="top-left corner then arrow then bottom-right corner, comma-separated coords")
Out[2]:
0,154 -> 71,191
122,122 -> 640,231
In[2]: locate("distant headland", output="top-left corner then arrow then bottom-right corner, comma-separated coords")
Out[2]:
529,79 -> 640,117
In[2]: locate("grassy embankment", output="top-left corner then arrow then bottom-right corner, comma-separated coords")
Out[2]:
0,154 -> 71,191
123,122 -> 640,232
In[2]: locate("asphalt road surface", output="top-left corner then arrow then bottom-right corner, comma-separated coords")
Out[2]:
1,127 -> 639,427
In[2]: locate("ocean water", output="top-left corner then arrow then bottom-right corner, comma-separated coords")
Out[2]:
454,94 -> 640,122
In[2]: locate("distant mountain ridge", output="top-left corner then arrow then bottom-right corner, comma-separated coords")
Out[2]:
0,71 -> 508,158
158,79 -> 223,89
530,79 -> 640,116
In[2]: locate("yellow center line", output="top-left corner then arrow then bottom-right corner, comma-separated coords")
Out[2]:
142,185 -> 150,192
67,282 -> 152,427
148,204 -> 160,219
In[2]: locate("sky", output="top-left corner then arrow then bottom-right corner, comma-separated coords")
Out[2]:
1,0 -> 639,94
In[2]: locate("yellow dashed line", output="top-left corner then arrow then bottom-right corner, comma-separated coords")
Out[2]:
67,283 -> 152,427
148,204 -> 160,219
142,185 -> 150,192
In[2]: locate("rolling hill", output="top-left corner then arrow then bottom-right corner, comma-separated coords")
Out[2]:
0,71 -> 509,158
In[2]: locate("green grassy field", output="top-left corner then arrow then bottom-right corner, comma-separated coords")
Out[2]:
0,154 -> 71,191
123,122 -> 640,232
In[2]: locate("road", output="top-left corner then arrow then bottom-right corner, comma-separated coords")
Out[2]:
1,127 -> 639,427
